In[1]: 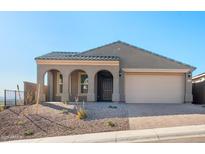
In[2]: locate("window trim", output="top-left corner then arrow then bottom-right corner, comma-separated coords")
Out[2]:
59,74 -> 63,94
78,72 -> 88,95
56,73 -> 63,95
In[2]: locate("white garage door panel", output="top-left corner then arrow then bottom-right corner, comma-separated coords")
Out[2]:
125,74 -> 185,103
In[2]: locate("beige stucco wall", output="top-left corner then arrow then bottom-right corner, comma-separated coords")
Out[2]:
185,72 -> 193,103
80,42 -> 194,103
47,70 -> 62,101
81,42 -> 192,69
24,81 -> 48,104
37,63 -> 120,102
70,70 -> 87,102
70,71 -> 78,101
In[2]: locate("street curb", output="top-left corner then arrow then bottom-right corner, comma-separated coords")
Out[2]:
7,124 -> 205,143
117,125 -> 205,143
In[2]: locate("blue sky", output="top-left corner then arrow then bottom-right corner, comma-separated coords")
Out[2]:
0,12 -> 205,94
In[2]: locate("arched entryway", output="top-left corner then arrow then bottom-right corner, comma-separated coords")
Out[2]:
69,69 -> 88,102
43,69 -> 63,102
95,70 -> 113,102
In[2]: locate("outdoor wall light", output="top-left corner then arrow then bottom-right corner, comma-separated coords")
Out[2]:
188,72 -> 192,78
187,72 -> 192,82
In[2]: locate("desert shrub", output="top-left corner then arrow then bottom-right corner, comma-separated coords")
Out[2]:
61,109 -> 69,114
77,108 -> 87,120
63,100 -> 69,105
107,121 -> 116,127
24,130 -> 34,136
17,120 -> 26,126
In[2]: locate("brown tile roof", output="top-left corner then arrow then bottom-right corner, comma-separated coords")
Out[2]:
35,52 -> 120,61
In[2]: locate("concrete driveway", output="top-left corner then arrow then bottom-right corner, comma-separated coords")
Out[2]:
83,102 -> 205,117
83,103 -> 205,130
126,103 -> 205,130
126,103 -> 205,117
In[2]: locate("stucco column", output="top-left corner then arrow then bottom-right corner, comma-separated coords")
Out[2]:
112,72 -> 120,102
87,72 -> 95,102
47,71 -> 53,101
37,65 -> 45,102
62,72 -> 70,102
185,72 -> 193,103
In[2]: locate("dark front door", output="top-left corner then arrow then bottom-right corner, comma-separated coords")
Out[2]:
97,71 -> 113,101
102,78 -> 113,101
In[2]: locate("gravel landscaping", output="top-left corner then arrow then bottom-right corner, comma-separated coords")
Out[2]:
1,102 -> 205,142
0,102 -> 129,142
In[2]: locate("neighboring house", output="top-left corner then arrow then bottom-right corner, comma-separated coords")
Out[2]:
192,73 -> 205,83
192,73 -> 205,104
35,41 -> 195,104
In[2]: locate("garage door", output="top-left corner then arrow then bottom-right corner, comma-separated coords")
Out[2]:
125,73 -> 185,103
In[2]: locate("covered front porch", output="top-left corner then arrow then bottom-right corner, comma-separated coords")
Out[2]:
36,58 -> 120,103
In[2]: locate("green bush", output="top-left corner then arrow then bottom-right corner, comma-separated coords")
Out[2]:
24,130 -> 34,136
107,121 -> 116,127
77,108 -> 87,120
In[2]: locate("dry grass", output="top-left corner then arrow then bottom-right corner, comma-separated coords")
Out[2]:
0,106 -> 4,112
77,108 -> 87,120
107,121 -> 116,127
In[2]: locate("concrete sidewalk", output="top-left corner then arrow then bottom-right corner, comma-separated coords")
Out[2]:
8,125 -> 205,143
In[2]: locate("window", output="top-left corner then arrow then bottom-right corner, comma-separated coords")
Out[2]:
59,74 -> 63,93
80,74 -> 88,94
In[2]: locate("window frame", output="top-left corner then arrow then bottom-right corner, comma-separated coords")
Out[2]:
58,73 -> 63,94
78,72 -> 88,95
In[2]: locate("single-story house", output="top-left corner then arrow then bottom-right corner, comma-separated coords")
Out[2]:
192,73 -> 205,104
35,41 -> 196,103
